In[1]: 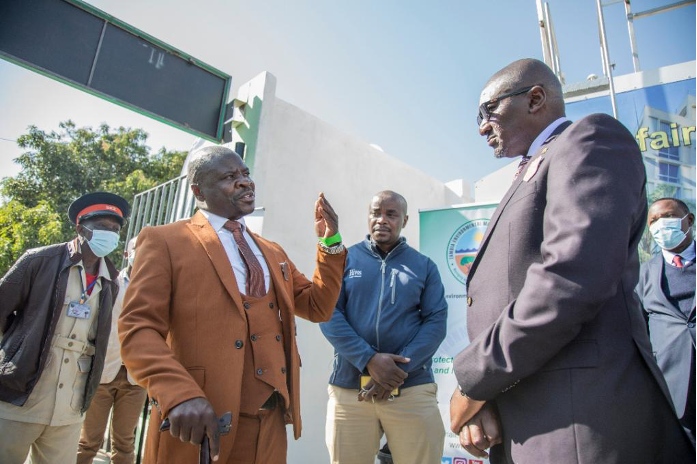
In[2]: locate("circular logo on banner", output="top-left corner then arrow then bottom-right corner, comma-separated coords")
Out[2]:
447,218 -> 489,284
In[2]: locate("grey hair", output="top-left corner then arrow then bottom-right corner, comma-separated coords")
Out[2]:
187,145 -> 240,186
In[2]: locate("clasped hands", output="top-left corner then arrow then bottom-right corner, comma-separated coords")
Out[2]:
449,390 -> 502,458
359,353 -> 409,402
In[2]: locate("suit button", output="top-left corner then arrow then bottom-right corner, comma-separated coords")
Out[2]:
250,334 -> 258,341
257,368 -> 264,375
235,340 -> 243,349
243,302 -> 251,310
276,335 -> 282,341
467,296 -> 473,307
269,302 -> 274,309
281,367 -> 286,374
70,334 -> 77,339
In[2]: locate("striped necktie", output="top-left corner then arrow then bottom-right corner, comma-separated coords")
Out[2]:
513,156 -> 531,180
223,220 -> 266,297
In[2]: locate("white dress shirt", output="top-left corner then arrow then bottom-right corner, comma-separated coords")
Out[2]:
199,210 -> 271,294
662,240 -> 696,267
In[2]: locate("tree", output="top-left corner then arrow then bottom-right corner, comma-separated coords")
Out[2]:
0,121 -> 186,275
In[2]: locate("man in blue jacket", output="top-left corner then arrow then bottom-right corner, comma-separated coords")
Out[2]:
320,190 -> 448,464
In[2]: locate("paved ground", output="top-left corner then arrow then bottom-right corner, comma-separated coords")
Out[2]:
93,451 -> 111,463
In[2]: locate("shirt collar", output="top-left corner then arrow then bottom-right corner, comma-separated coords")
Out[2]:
526,117 -> 569,158
662,240 -> 696,265
199,209 -> 248,233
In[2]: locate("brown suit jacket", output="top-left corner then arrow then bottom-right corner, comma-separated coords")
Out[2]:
118,211 -> 346,463
454,114 -> 693,463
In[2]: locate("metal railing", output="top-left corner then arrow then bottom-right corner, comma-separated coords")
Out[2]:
124,174 -> 195,246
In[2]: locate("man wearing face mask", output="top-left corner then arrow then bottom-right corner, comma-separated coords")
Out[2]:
636,197 -> 696,446
78,236 -> 147,464
0,192 -> 129,464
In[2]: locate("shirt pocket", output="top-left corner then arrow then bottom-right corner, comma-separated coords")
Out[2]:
70,355 -> 92,411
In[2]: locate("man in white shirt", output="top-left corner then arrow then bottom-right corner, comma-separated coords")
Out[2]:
77,236 -> 147,464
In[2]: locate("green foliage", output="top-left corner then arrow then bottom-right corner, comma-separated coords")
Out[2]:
0,121 -> 186,275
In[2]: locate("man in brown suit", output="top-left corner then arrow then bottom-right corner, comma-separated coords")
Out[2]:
119,146 -> 346,463
449,59 -> 694,463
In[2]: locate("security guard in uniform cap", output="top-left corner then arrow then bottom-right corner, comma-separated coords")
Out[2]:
0,192 -> 130,464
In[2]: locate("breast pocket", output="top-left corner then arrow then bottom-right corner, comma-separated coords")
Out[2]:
508,180 -> 539,207
70,355 -> 92,411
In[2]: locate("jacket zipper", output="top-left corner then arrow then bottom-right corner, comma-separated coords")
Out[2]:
376,260 -> 386,349
390,269 -> 397,305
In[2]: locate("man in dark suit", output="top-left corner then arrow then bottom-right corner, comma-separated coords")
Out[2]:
637,197 -> 695,446
119,146 -> 346,463
449,58 -> 694,463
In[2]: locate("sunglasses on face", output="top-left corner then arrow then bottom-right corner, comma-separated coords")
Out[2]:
476,84 -> 541,126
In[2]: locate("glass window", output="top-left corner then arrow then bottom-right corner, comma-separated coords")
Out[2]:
658,120 -> 680,161
658,162 -> 679,183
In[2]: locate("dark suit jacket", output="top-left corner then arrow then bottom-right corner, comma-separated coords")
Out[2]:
636,252 -> 696,419
118,211 -> 346,464
454,114 -> 693,463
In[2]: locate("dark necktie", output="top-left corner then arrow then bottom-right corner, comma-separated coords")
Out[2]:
513,156 -> 531,180
223,220 -> 266,297
672,255 -> 684,269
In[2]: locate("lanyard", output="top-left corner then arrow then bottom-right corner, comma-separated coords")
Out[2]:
77,267 -> 98,304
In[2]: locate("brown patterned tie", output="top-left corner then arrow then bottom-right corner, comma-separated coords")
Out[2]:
223,220 -> 266,297
513,155 -> 531,180
672,255 -> 684,269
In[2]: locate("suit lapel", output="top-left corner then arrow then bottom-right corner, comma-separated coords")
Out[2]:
466,177 -> 524,285
651,255 -> 695,319
467,121 -> 572,286
651,257 -> 675,311
187,211 -> 246,315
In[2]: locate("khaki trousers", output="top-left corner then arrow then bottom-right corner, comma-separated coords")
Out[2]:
326,383 -> 445,464
0,418 -> 82,464
76,366 -> 147,464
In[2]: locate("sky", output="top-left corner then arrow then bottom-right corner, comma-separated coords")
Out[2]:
0,0 -> 695,191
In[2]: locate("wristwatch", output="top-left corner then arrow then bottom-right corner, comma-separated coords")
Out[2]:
318,242 -> 345,254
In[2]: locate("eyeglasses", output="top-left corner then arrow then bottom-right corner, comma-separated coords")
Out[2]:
477,84 -> 541,126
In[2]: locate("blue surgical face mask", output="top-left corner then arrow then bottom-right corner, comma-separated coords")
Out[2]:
649,214 -> 688,250
127,250 -> 136,267
82,227 -> 120,258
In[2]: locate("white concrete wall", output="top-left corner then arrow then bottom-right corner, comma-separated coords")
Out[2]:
473,159 -> 517,203
228,72 -> 470,463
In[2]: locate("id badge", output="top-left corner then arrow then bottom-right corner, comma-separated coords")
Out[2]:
360,375 -> 400,396
67,301 -> 91,319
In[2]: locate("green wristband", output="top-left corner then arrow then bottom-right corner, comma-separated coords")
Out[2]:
318,232 -> 342,246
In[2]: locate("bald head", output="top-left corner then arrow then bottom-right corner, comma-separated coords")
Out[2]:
485,58 -> 565,119
478,59 -> 566,159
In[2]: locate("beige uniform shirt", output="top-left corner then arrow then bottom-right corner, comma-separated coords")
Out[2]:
0,257 -> 111,426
